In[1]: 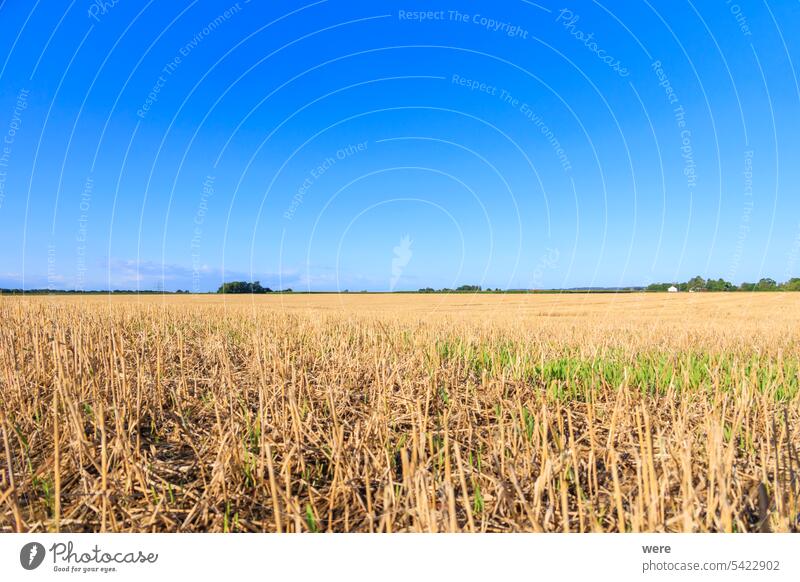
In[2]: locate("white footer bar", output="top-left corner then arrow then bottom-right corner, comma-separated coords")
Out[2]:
1,534 -> 797,581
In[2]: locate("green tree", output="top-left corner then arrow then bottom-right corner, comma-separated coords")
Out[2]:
705,278 -> 734,292
217,281 -> 272,294
686,275 -> 706,291
755,278 -> 777,291
782,278 -> 800,291
646,283 -> 672,292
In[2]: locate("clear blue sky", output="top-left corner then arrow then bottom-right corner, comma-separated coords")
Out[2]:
0,0 -> 798,291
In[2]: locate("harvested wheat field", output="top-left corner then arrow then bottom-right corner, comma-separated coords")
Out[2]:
1,293 -> 799,533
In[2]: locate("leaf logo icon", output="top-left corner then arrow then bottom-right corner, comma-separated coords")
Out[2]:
20,542 -> 46,570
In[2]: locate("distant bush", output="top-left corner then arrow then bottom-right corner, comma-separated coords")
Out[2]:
217,281 -> 272,294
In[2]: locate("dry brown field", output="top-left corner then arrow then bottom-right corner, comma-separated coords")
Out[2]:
1,293 -> 799,532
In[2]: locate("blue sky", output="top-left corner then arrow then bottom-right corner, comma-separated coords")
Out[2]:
0,0 -> 799,291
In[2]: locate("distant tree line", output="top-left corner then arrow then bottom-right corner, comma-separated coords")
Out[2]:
1,282 -> 290,294
419,285 -> 484,293
646,276 -> 800,292
417,285 -> 506,293
0,288 -> 193,295
216,281 -> 293,294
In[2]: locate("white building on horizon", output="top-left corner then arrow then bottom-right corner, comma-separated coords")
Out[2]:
668,285 -> 678,293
